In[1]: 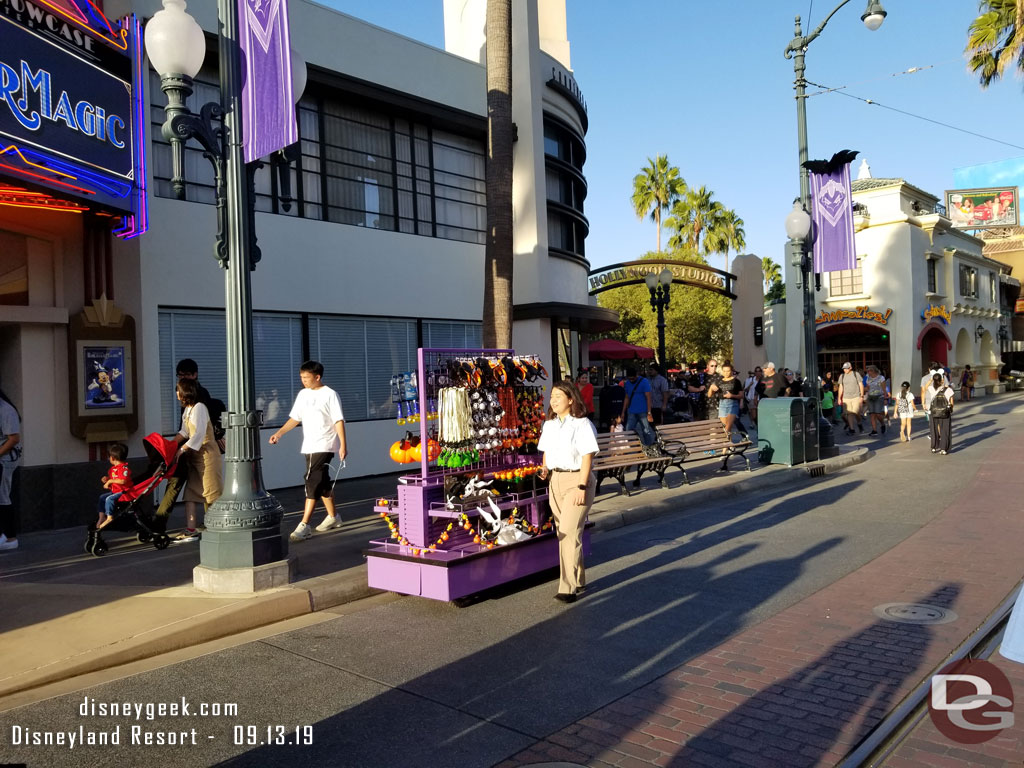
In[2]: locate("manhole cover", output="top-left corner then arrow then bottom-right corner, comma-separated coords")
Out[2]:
873,603 -> 958,625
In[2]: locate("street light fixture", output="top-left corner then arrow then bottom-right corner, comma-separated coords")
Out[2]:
783,0 -> 886,457
145,0 -> 307,589
645,267 -> 673,366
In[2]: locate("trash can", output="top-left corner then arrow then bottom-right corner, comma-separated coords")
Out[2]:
801,397 -> 820,462
757,397 -> 804,466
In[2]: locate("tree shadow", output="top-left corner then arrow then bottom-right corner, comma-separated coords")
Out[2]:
953,428 -> 1001,451
212,485 -> 863,767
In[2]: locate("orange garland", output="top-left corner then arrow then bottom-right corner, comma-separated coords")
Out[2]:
378,508 -> 552,557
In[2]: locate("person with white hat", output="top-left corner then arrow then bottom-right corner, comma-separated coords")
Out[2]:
837,362 -> 864,435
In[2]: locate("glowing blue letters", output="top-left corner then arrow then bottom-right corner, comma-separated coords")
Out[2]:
0,59 -> 126,149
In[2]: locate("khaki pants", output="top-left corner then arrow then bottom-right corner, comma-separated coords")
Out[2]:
548,471 -> 595,595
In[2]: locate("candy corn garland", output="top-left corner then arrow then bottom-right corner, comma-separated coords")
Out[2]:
378,509 -> 552,556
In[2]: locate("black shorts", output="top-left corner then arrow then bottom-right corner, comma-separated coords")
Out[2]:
304,452 -> 334,499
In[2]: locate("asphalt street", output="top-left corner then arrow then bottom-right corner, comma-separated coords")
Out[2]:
1,395 -> 1020,768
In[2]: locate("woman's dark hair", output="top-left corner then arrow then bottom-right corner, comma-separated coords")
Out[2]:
932,373 -> 944,387
176,378 -> 199,406
0,388 -> 19,420
547,380 -> 587,420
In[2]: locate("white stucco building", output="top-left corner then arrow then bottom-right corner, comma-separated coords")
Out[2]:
0,0 -> 611,530
764,163 -> 1008,391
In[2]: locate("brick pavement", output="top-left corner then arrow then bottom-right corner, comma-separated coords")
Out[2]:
497,420 -> 1024,768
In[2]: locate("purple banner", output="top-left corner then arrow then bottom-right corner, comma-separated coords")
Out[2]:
238,0 -> 297,164
809,161 -> 857,274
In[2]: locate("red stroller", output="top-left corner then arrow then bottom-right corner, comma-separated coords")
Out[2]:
85,433 -> 178,556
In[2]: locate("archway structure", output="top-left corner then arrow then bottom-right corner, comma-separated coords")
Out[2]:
588,259 -> 737,299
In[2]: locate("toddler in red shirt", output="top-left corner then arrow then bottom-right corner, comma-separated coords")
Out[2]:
97,443 -> 132,530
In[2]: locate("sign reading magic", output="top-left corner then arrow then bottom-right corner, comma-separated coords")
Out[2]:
0,14 -> 133,179
588,260 -> 736,299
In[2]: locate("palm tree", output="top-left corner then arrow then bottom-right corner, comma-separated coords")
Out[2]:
965,0 -> 1024,87
631,155 -> 685,252
762,257 -> 782,291
483,0 -> 513,348
704,209 -> 746,273
665,186 -> 724,254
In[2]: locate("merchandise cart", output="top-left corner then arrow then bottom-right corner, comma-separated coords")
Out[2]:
365,347 -> 590,601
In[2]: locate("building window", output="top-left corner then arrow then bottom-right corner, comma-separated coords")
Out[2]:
959,265 -> 978,298
927,259 -> 937,293
543,117 -> 588,260
423,320 -> 483,349
158,310 -> 303,433
991,271 -> 998,303
151,71 -> 486,244
828,257 -> 863,297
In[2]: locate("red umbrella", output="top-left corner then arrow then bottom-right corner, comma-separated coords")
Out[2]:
588,339 -> 656,360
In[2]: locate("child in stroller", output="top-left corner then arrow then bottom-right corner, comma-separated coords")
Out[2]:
85,433 -> 179,556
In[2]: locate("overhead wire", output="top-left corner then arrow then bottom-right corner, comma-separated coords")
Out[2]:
803,60 -> 1024,152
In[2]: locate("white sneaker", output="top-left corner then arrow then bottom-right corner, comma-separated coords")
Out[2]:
315,516 -> 342,532
0,538 -> 19,551
290,522 -> 313,541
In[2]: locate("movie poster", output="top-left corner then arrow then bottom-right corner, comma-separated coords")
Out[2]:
82,344 -> 127,410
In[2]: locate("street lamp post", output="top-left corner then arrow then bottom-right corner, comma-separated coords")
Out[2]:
645,268 -> 673,366
783,0 -> 886,457
145,0 -> 306,590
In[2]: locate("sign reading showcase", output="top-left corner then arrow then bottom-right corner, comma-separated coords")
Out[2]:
815,306 -> 892,326
0,13 -> 133,179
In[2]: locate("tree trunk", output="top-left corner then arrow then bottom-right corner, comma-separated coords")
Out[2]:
655,210 -> 661,253
483,0 -> 514,349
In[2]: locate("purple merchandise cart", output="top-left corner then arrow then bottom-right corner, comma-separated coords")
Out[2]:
365,348 -> 590,601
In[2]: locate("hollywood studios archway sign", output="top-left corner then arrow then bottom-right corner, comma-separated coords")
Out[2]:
587,259 -> 737,299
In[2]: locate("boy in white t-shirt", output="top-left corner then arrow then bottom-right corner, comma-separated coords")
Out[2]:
269,360 -> 348,541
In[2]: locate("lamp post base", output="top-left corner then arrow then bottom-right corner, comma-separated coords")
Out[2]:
194,556 -> 295,594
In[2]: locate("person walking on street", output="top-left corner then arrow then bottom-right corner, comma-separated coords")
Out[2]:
575,372 -> 595,420
837,362 -> 865,435
0,388 -> 21,551
864,365 -> 888,436
269,360 -> 348,541
920,361 -> 949,427
171,378 -> 224,542
924,373 -> 955,455
621,367 -> 657,446
959,365 -> 973,402
649,364 -> 670,426
537,380 -> 598,604
893,381 -> 916,442
757,361 -> 785,399
708,362 -> 745,441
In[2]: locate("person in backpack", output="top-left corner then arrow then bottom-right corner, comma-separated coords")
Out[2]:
620,366 -> 657,446
892,381 -> 916,442
959,365 -> 973,402
924,373 -> 955,455
836,362 -> 865,436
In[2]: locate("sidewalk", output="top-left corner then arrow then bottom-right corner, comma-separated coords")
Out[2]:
0,433 -> 868,709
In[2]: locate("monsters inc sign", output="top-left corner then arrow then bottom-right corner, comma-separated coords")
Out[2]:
0,14 -> 132,179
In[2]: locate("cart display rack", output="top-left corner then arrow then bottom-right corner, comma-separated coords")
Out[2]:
365,348 -> 590,601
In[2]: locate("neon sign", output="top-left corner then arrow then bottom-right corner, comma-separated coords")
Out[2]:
921,305 -> 951,324
0,11 -> 146,237
815,306 -> 893,326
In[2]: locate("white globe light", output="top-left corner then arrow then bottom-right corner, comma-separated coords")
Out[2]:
659,267 -> 673,286
290,48 -> 308,104
862,12 -> 885,31
785,201 -> 812,240
644,272 -> 658,290
145,0 -> 206,79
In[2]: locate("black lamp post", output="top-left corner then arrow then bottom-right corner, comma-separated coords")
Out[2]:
783,0 -> 886,457
145,0 -> 306,588
645,268 -> 673,366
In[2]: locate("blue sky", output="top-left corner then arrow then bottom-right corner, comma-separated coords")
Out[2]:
320,1 -> 1024,273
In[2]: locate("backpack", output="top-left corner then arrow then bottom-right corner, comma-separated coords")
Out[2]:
206,397 -> 227,441
867,378 -> 883,401
930,389 -> 951,418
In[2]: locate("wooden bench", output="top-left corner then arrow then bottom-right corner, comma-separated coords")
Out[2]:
593,432 -> 672,496
655,420 -> 753,485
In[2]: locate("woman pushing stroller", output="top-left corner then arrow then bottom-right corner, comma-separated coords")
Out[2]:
169,378 -> 223,543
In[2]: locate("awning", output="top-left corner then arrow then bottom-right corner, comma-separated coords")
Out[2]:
587,338 -> 655,360
513,302 -> 619,334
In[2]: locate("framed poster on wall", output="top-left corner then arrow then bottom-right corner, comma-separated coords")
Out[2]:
76,341 -> 134,418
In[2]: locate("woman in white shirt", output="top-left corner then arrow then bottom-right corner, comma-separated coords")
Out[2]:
537,381 -> 599,604
923,373 -> 955,455
172,378 -> 223,542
